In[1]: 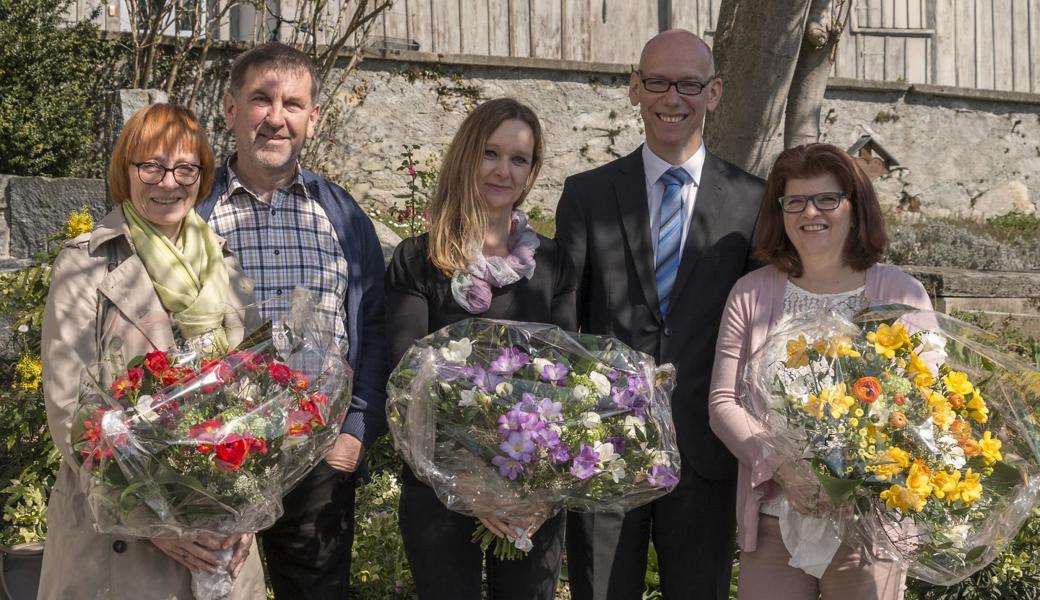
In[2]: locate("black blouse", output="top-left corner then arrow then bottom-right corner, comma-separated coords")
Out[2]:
385,233 -> 578,370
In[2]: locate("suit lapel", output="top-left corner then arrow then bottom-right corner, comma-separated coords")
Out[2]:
671,151 -> 727,301
614,148 -> 663,322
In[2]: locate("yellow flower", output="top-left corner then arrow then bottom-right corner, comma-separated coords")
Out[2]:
979,431 -> 1003,465
786,335 -> 810,368
906,461 -> 934,498
880,484 -> 928,512
849,417 -> 859,428
801,392 -> 826,419
63,207 -> 93,239
967,392 -> 989,424
907,352 -> 935,387
870,447 -> 910,481
866,323 -> 911,359
952,469 -> 983,505
815,335 -> 861,359
943,371 -> 975,397
820,383 -> 856,419
13,353 -> 42,392
927,392 -> 956,431
930,468 -> 962,501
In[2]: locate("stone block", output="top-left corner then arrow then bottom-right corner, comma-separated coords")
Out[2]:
970,180 -> 1035,220
371,218 -> 402,267
110,89 -> 170,142
5,176 -> 109,258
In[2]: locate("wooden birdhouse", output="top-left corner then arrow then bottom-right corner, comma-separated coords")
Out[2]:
847,134 -> 900,181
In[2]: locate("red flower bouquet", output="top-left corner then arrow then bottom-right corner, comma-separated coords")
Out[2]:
70,321 -> 353,541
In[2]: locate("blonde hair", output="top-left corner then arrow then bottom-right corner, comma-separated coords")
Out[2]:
427,98 -> 544,276
109,103 -> 215,205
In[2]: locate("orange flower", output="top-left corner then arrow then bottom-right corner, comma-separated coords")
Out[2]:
948,393 -> 965,409
853,377 -> 882,404
893,393 -> 907,406
889,412 -> 908,429
950,419 -> 972,442
961,438 -> 982,457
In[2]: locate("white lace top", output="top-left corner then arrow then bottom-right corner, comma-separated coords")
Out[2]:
760,280 -> 866,577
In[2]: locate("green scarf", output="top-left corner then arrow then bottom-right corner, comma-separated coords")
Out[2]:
122,202 -> 231,354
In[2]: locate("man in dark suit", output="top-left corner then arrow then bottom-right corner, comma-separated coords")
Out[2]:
555,29 -> 764,600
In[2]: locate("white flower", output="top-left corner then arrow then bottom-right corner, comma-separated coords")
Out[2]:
571,385 -> 590,401
593,441 -> 618,463
606,458 -> 627,483
946,524 -> 971,547
17,324 -> 29,333
578,412 -> 601,428
652,450 -> 672,466
439,338 -> 473,363
495,382 -> 514,397
918,331 -> 948,356
459,389 -> 478,407
132,396 -> 159,424
533,358 -> 553,374
512,528 -> 534,552
937,434 -> 967,469
589,372 -> 611,396
915,419 -> 939,453
623,415 -> 645,438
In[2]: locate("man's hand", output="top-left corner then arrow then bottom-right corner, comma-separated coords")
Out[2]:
325,432 -> 364,473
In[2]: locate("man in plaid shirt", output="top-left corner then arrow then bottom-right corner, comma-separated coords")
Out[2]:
196,42 -> 388,599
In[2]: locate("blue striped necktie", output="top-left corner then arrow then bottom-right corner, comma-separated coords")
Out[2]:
655,167 -> 692,318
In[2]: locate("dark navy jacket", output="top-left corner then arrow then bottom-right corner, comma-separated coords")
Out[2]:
197,166 -> 389,467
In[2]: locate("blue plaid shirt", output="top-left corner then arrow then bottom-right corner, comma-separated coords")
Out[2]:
207,158 -> 350,357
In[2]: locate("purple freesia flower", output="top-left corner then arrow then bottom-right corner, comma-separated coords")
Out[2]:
606,369 -> 621,382
534,427 -> 561,449
489,347 -> 530,376
550,443 -> 571,463
569,444 -> 601,480
500,431 -> 537,463
498,408 -> 538,435
539,362 -> 569,385
647,464 -> 679,489
463,365 -> 501,392
533,397 -> 563,422
492,455 -> 524,480
605,435 -> 626,454
626,374 -> 650,395
611,387 -> 650,419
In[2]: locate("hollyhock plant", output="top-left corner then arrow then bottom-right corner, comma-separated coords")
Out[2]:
387,319 -> 681,560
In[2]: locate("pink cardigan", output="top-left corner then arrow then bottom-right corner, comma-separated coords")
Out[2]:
708,263 -> 933,552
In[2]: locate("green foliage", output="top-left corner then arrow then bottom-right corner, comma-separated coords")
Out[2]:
0,0 -> 119,178
388,145 -> 439,238
351,470 -> 416,599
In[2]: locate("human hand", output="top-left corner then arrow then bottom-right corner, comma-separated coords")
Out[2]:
325,433 -> 364,473
776,461 -> 832,517
152,534 -> 225,574
478,515 -> 545,541
222,533 -> 253,578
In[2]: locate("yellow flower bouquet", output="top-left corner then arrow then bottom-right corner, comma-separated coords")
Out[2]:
745,305 -> 1040,585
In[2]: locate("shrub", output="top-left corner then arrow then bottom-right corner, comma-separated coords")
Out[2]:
885,220 -> 1040,271
351,465 -> 415,599
0,0 -> 119,178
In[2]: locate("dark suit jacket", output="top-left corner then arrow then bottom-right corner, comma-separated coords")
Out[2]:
555,146 -> 764,481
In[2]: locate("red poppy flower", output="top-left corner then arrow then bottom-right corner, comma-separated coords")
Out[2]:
299,398 -> 327,427
309,392 -> 329,407
200,360 -> 235,393
110,368 -> 144,399
269,363 -> 293,386
189,418 -> 224,453
289,371 -> 310,393
287,409 -> 315,436
214,434 -> 250,471
161,366 -> 196,387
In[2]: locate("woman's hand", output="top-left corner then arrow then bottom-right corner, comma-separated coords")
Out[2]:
152,533 -> 252,577
479,515 -> 546,541
152,535 -> 225,574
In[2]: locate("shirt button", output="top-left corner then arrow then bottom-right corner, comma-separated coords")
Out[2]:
663,327 -> 672,337
270,209 -> 276,216
112,540 -> 127,553
276,289 -> 283,296
274,249 -> 280,256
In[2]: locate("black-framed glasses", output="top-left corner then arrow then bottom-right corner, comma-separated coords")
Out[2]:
636,72 -> 716,96
132,161 -> 202,186
777,192 -> 847,213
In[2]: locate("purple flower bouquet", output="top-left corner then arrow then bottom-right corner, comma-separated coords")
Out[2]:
387,319 -> 680,558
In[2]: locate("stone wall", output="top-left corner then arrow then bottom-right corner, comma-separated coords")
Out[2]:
305,51 -> 1040,221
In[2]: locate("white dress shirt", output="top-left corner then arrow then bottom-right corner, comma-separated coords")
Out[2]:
642,143 -> 706,262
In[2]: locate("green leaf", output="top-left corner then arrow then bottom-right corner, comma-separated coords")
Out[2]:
985,460 -> 1024,492
812,459 -> 862,504
964,545 -> 988,563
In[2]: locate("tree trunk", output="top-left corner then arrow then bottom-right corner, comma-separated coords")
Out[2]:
705,0 -> 814,177
784,0 -> 844,148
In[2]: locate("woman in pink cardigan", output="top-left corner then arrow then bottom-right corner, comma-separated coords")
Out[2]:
708,144 -> 933,599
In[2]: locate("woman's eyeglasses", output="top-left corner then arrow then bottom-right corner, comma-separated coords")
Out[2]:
777,192 -> 847,213
132,161 -> 202,186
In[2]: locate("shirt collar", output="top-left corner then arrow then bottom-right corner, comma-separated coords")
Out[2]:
222,153 -> 309,203
641,143 -> 706,187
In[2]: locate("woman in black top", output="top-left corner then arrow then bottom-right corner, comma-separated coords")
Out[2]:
386,97 -> 576,600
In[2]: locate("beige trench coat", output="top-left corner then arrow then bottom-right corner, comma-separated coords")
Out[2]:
38,209 -> 266,600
